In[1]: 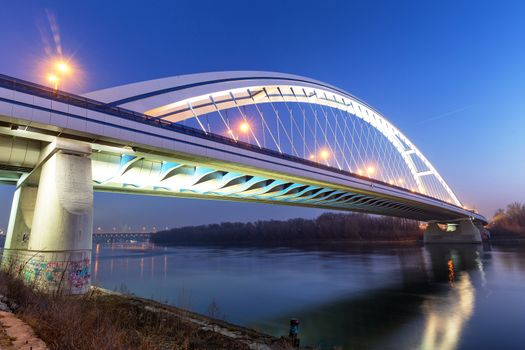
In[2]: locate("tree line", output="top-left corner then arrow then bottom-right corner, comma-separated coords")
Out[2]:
490,202 -> 525,236
151,212 -> 422,246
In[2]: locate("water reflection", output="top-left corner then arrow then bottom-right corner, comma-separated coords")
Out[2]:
254,245 -> 484,349
421,273 -> 474,350
419,245 -> 481,350
89,242 -> 525,350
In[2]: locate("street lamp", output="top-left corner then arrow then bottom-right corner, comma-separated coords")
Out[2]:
47,73 -> 59,90
55,60 -> 71,75
239,121 -> 250,133
46,58 -> 73,91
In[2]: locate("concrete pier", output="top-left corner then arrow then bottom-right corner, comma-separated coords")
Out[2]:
424,219 -> 482,244
2,139 -> 93,294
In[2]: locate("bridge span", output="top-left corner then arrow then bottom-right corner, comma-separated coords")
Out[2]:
0,72 -> 486,293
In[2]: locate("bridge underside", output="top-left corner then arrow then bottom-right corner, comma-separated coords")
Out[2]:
0,132 -> 474,223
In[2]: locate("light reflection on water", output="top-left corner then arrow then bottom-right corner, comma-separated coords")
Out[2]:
421,273 -> 474,350
91,243 -> 525,349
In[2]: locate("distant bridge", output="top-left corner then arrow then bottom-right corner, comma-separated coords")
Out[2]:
0,72 -> 486,293
93,231 -> 154,240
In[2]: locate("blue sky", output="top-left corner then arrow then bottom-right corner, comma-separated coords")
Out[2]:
0,0 -> 524,230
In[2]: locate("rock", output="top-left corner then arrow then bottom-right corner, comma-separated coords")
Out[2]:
6,301 -> 19,312
0,302 -> 11,313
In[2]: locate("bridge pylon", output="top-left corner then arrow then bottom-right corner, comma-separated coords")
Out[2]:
2,139 -> 93,294
423,219 -> 483,244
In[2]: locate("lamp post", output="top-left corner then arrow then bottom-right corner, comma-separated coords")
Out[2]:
46,59 -> 72,91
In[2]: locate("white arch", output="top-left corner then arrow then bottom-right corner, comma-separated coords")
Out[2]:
85,71 -> 461,206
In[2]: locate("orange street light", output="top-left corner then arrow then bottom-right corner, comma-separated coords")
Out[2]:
239,121 -> 250,133
366,165 -> 376,176
55,60 -> 71,75
47,73 -> 59,90
320,149 -> 330,160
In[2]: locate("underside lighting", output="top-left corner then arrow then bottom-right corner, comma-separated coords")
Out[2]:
366,166 -> 376,176
320,149 -> 330,159
309,154 -> 315,160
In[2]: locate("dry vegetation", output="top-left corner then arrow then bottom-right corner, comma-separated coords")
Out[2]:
490,202 -> 525,238
0,269 -> 287,350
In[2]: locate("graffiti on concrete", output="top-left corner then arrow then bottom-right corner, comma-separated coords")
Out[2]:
2,252 -> 91,292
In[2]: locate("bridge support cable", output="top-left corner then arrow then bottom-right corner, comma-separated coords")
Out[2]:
289,88 -> 315,160
323,94 -> 363,172
335,106 -> 359,173
246,89 -> 282,153
372,113 -> 397,184
303,90 -> 342,169
315,100 -> 351,171
343,108 -> 367,174
186,101 -> 209,135
210,95 -> 238,142
262,88 -> 300,157
314,94 -> 345,169
229,92 -> 262,149
372,114 -> 393,183
276,87 -> 313,160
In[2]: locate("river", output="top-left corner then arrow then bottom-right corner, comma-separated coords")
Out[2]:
91,242 -> 524,349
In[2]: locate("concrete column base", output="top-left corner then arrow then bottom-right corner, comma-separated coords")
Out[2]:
2,250 -> 91,293
2,139 -> 93,294
424,219 -> 482,244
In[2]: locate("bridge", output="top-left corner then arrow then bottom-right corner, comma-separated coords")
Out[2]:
0,71 -> 486,293
93,231 -> 153,242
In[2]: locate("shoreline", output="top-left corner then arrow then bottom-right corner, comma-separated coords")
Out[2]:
147,237 -> 525,249
91,287 -> 294,350
148,239 -> 423,249
0,268 -> 298,350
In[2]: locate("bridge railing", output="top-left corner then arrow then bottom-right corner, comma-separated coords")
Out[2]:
0,73 -> 466,212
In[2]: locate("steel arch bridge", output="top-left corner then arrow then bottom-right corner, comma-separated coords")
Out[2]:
0,71 -> 485,223
86,72 -> 461,205
0,71 -> 487,293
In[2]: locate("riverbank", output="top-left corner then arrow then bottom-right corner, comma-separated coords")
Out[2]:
0,271 -> 296,350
